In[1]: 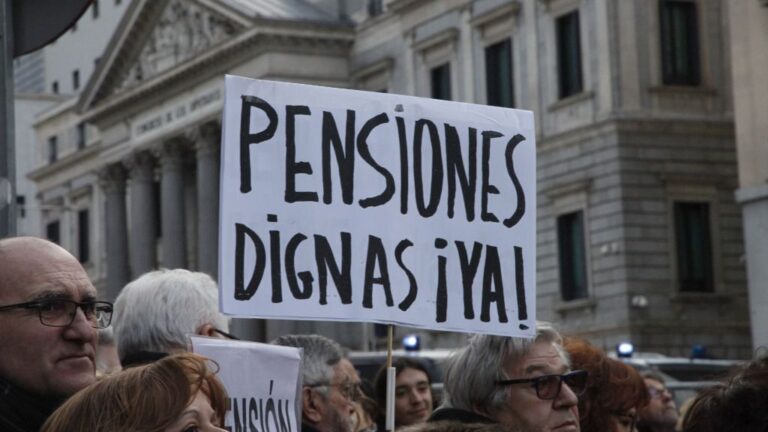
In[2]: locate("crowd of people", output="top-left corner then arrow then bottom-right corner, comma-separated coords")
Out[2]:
0,236 -> 766,432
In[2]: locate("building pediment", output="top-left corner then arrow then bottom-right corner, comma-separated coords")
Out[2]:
80,0 -> 250,115
79,0 -> 353,121
114,0 -> 240,93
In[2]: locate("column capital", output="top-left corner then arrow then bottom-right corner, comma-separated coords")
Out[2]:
200,121 -> 221,143
155,139 -> 191,169
187,122 -> 221,157
97,163 -> 127,192
122,151 -> 156,182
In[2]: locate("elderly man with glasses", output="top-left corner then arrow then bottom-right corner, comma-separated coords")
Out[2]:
273,334 -> 361,432
429,322 -> 585,432
0,237 -> 113,432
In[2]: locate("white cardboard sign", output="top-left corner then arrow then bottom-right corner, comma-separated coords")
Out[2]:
191,336 -> 303,431
219,75 -> 537,338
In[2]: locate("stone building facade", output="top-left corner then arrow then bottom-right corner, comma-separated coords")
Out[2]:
30,0 -> 751,356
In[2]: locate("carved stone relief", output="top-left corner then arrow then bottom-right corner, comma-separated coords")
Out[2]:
116,0 -> 238,93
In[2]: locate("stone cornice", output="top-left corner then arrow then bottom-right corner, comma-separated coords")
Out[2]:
27,143 -> 101,183
469,1 -> 521,27
387,0 -> 427,15
351,57 -> 394,80
83,23 -> 354,124
538,116 -> 735,151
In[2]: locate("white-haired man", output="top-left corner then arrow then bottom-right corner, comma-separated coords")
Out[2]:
431,322 -> 586,432
113,269 -> 231,366
272,334 -> 360,432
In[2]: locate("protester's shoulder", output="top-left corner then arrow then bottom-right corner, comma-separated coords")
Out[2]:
401,420 -> 517,432
428,407 -> 494,425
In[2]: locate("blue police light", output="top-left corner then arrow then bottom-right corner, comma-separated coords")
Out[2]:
690,344 -> 708,359
617,342 -> 634,358
403,334 -> 420,351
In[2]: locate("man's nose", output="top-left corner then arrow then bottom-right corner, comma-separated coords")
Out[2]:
556,381 -> 580,407
409,388 -> 422,403
63,306 -> 95,340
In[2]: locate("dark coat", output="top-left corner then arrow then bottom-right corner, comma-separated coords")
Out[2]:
428,407 -> 495,424
0,377 -> 62,432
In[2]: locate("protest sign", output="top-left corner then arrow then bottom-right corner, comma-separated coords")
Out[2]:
191,336 -> 303,432
219,75 -> 537,337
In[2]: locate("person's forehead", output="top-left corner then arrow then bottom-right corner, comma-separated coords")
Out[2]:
333,358 -> 359,383
644,378 -> 666,390
0,243 -> 95,302
509,341 -> 568,375
397,367 -> 429,385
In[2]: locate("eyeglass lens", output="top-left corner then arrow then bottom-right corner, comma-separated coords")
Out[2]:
39,300 -> 112,328
340,382 -> 361,401
536,371 -> 588,399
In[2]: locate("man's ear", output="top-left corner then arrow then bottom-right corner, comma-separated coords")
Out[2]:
303,387 -> 324,424
198,323 -> 217,337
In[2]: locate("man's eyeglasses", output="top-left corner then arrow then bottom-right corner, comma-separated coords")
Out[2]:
0,299 -> 113,329
212,328 -> 240,340
495,370 -> 588,400
308,381 -> 362,401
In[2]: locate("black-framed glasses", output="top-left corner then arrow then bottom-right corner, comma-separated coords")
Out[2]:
496,370 -> 588,400
307,381 -> 362,401
0,299 -> 113,329
212,328 -> 240,340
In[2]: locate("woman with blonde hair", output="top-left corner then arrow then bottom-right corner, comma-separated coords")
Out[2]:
41,352 -> 228,432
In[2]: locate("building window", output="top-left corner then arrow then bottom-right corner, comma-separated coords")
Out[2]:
48,136 -> 58,164
431,63 -> 451,101
368,0 -> 383,17
660,0 -> 700,86
52,81 -> 59,94
16,195 -> 25,218
76,123 -> 86,149
46,220 -> 61,244
556,10 -> 583,99
485,39 -> 514,108
557,211 -> 588,301
72,70 -> 80,91
78,209 -> 90,263
674,202 -> 713,292
92,0 -> 99,18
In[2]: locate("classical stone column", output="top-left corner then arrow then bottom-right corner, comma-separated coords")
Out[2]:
194,123 -> 221,277
98,163 -> 129,301
158,140 -> 188,269
124,151 -> 158,277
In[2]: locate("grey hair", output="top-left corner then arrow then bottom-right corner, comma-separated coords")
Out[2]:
271,334 -> 344,392
113,269 -> 228,361
441,322 -> 566,417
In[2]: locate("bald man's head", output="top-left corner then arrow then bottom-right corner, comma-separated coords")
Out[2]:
0,237 -> 81,293
0,237 -> 100,398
